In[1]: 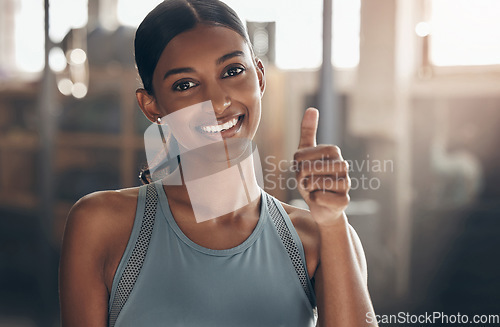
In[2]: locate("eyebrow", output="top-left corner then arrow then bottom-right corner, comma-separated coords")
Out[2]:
163,67 -> 195,80
216,50 -> 244,65
163,50 -> 245,80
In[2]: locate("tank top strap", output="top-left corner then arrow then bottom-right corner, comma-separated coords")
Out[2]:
108,183 -> 159,327
265,194 -> 317,310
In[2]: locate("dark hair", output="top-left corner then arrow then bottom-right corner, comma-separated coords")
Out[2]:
135,0 -> 254,184
134,0 -> 253,95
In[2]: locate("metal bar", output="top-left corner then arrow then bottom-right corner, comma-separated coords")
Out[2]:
318,0 -> 340,146
36,0 -> 58,324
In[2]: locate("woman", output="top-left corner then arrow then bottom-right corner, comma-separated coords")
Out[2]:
59,0 -> 376,326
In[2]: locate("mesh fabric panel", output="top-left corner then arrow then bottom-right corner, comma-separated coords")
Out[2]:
108,184 -> 158,327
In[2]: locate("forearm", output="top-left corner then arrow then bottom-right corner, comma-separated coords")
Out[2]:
293,108 -> 376,325
316,213 -> 376,327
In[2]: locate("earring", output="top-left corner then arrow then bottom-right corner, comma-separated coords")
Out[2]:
157,117 -> 162,125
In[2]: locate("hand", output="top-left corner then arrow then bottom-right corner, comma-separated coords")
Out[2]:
293,108 -> 350,224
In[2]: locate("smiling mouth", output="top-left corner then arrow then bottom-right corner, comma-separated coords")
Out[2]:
196,115 -> 243,135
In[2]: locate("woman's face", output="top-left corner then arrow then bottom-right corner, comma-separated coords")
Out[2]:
149,24 -> 265,159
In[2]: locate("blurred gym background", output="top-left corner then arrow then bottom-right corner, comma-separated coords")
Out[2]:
1,0 -> 499,325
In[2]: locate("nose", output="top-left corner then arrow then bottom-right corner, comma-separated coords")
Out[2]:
205,82 -> 231,115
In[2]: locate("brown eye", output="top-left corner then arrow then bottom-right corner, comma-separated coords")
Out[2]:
222,66 -> 245,78
173,81 -> 197,92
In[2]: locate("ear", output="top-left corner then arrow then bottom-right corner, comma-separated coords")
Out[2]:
254,58 -> 266,97
136,89 -> 161,123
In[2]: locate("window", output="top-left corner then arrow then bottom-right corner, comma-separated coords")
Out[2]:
49,0 -> 88,43
430,0 -> 500,66
13,0 -> 44,73
116,0 -> 163,28
218,0 -> 360,69
0,0 -> 88,75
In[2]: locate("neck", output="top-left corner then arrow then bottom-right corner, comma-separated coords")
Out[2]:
162,142 -> 261,224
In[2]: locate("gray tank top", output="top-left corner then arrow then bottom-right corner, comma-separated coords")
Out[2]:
108,181 -> 316,327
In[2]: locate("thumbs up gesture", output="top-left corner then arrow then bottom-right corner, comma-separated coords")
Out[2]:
294,108 -> 350,224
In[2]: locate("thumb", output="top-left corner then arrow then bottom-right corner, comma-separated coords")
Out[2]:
298,107 -> 319,149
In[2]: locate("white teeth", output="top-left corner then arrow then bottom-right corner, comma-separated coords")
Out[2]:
200,117 -> 239,133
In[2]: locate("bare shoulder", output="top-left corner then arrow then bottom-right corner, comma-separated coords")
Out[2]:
278,201 -> 320,278
62,185 -> 141,265
63,186 -> 140,246
67,186 -> 140,221
59,186 -> 141,326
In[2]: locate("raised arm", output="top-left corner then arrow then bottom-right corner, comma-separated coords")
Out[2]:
294,108 -> 377,327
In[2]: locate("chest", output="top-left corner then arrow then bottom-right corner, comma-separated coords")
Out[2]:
175,219 -> 260,250
169,200 -> 319,278
111,219 -> 316,327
